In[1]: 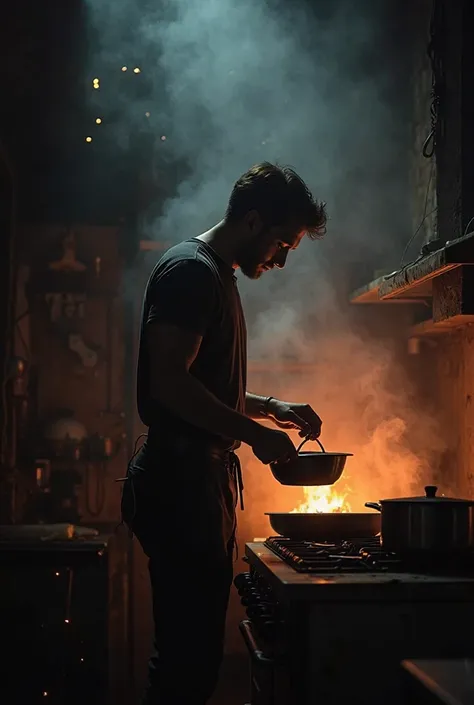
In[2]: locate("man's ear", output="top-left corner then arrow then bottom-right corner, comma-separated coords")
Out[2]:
243,209 -> 263,235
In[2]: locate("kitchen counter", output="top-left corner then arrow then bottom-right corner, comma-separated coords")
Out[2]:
402,660 -> 474,705
245,543 -> 474,602
0,525 -> 112,568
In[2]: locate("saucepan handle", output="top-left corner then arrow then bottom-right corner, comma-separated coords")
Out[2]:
296,436 -> 326,454
365,502 -> 382,512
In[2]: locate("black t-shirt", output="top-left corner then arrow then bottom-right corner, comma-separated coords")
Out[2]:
137,238 -> 247,449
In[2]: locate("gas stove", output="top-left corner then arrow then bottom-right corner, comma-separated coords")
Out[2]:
264,535 -> 397,573
264,535 -> 474,577
236,538 -> 474,705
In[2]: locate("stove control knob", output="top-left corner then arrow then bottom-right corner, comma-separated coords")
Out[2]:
246,605 -> 271,620
234,573 -> 253,590
241,591 -> 260,607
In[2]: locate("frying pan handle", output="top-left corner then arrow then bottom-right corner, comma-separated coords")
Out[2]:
365,502 -> 382,512
296,436 -> 326,454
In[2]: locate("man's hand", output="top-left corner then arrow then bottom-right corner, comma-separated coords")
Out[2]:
251,427 -> 297,465
267,399 -> 322,439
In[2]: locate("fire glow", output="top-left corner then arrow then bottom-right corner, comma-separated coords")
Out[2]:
240,324 -> 448,540
291,485 -> 351,514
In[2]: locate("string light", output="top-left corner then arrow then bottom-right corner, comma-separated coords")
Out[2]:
133,67 -> 141,74
43,692 -> 48,697
85,136 -> 92,143
161,135 -> 167,141
55,571 -> 60,576
121,66 -> 128,72
92,78 -> 100,89
64,618 -> 70,624
145,111 -> 151,118
95,118 -> 102,124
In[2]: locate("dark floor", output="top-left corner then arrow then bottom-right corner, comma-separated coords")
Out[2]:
209,654 -> 249,705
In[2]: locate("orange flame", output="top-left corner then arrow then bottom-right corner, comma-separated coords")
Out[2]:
291,484 -> 351,513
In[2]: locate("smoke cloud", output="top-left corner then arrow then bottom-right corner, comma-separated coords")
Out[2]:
241,321 -> 447,538
85,0 -> 409,265
85,0 -> 445,537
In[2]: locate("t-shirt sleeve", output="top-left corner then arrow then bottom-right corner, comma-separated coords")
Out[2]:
146,258 -> 218,336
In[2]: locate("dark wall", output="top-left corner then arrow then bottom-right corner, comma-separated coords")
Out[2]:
0,146 -> 15,486
0,0 -> 147,226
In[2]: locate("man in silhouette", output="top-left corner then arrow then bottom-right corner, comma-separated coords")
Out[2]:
123,162 -> 327,705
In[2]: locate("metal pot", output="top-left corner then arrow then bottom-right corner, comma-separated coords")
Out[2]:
270,437 -> 353,487
365,485 -> 474,554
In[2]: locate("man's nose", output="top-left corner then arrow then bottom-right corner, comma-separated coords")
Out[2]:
274,249 -> 289,269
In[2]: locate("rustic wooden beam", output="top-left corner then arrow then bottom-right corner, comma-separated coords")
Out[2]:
377,230 -> 474,300
379,254 -> 458,300
349,279 -> 382,304
432,265 -> 474,322
350,276 -> 428,305
409,316 -> 474,337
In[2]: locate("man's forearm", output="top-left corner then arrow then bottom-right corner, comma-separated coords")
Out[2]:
245,392 -> 275,419
152,373 -> 263,446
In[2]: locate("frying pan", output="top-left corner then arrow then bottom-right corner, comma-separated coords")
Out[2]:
270,437 -> 353,486
265,511 -> 381,541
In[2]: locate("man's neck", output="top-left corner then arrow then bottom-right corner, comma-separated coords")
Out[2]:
195,220 -> 239,269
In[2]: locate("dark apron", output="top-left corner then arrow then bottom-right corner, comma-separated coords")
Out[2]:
119,433 -> 244,559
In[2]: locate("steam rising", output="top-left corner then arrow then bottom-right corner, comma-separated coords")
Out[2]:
242,320 -> 446,537
85,0 -> 444,536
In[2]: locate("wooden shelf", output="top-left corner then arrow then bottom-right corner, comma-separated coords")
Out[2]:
409,315 -> 474,338
350,276 -> 384,303
350,231 -> 474,304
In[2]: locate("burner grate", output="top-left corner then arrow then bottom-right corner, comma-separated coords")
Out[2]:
264,536 -> 400,573
264,536 -> 474,576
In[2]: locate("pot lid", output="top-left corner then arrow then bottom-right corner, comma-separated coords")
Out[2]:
381,485 -> 474,504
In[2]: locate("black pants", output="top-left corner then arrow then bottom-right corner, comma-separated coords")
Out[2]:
121,438 -> 238,705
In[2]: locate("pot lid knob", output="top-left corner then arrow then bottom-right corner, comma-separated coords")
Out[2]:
425,485 -> 438,498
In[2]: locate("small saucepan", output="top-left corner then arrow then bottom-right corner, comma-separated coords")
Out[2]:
270,437 -> 353,487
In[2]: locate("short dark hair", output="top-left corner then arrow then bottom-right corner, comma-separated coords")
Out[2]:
225,162 -> 327,240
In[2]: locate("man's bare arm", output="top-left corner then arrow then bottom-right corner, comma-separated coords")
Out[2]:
148,323 -> 263,446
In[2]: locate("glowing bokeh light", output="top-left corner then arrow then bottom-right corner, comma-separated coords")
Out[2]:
133,67 -> 141,74
121,66 -> 127,72
95,118 -> 102,125
145,112 -> 151,118
85,136 -> 92,143
161,135 -> 166,141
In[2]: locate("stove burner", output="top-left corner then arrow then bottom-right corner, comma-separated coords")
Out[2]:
264,537 -> 474,576
265,536 -> 400,573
